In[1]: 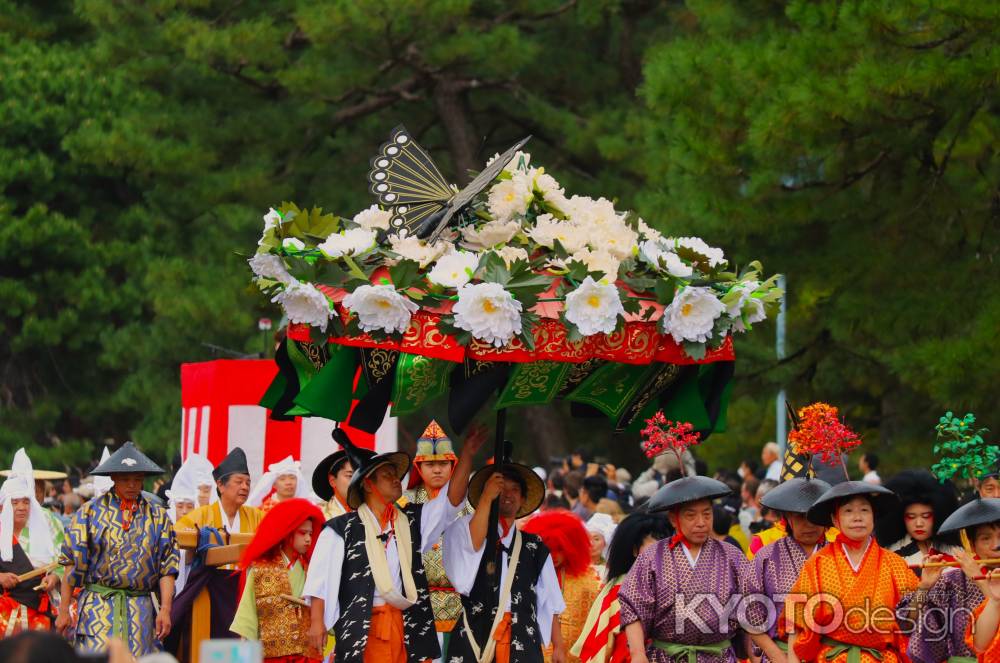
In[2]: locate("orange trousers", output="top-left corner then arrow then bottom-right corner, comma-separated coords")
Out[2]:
364,605 -> 434,663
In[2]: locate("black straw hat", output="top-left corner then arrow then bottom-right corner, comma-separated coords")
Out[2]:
759,477 -> 832,515
807,480 -> 897,527
90,442 -> 164,476
334,428 -> 410,509
311,449 -> 351,502
467,463 -> 545,518
647,476 -> 731,513
937,498 -> 1000,537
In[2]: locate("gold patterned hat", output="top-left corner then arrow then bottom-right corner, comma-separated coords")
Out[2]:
414,420 -> 457,463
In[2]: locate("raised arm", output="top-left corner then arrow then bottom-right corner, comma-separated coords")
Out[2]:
447,423 -> 488,507
469,473 -> 503,552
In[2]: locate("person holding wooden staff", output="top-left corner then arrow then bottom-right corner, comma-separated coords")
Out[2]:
56,442 -> 178,656
442,461 -> 566,663
304,426 -> 485,663
0,472 -> 61,635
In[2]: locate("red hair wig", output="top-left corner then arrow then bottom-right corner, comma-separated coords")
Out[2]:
521,509 -> 591,578
237,498 -> 325,598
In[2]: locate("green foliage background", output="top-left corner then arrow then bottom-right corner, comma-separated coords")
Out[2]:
1,0 -> 996,476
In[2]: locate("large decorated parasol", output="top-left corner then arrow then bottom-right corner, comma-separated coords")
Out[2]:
251,126 -> 782,444
250,125 -> 782,574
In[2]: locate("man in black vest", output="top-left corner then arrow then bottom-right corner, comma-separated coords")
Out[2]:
304,425 -> 486,663
443,463 -> 567,663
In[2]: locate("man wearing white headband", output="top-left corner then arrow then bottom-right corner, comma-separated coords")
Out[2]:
0,467 -> 61,635
246,455 -> 313,513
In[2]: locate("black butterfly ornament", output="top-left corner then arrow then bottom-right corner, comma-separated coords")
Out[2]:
367,125 -> 531,241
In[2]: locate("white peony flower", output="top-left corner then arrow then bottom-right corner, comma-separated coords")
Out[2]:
564,277 -> 625,336
342,284 -> 419,334
674,236 -> 727,268
352,205 -> 392,231
282,237 -> 306,252
271,282 -> 331,330
427,251 -> 480,288
639,239 -> 694,278
461,219 -> 521,249
249,253 -> 294,284
661,286 -> 726,344
318,228 -> 377,258
389,235 -> 449,268
527,214 -> 588,254
452,282 -> 523,347
490,246 -> 530,266
487,172 -> 534,222
569,248 -> 620,280
726,282 -> 767,332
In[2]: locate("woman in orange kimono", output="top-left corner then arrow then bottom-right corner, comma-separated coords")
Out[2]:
957,545 -> 1000,661
786,481 -> 919,663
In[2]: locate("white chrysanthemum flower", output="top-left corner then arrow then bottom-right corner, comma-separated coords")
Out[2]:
271,282 -> 331,330
282,237 -> 306,252
569,248 -> 620,280
726,282 -> 767,332
487,150 -> 531,174
490,246 -> 530,266
661,286 -> 726,344
389,235 -> 449,268
263,208 -> 282,231
532,170 -> 567,206
342,284 -> 419,334
427,251 -> 480,288
563,195 -> 621,227
527,214 -> 588,254
674,236 -> 727,268
487,172 -> 534,222
590,221 -> 638,261
461,219 -> 521,249
452,282 -> 523,347
639,239 -> 694,278
352,205 -> 391,231
637,219 -> 663,242
564,277 -> 625,336
318,228 -> 377,258
249,254 -> 294,284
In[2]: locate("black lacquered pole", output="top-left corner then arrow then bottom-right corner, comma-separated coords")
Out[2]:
485,407 -> 506,576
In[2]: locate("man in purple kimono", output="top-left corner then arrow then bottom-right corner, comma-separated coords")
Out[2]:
897,497 -> 1000,663
749,476 -> 831,662
620,475 -> 756,663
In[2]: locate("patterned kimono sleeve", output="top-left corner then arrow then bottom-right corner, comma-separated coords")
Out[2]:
60,505 -> 91,587
618,543 -> 659,630
156,510 -> 180,578
886,553 -> 920,653
898,571 -> 952,663
741,547 -> 770,634
786,556 -> 822,662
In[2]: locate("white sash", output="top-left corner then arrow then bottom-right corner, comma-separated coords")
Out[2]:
461,529 -> 522,663
358,503 -> 418,610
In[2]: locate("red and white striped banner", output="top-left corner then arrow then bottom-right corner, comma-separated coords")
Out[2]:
180,360 -> 396,483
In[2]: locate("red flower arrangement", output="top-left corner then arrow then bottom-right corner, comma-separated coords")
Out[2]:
787,402 -> 862,465
640,410 -> 701,476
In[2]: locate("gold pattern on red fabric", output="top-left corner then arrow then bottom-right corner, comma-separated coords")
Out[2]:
285,314 -> 735,366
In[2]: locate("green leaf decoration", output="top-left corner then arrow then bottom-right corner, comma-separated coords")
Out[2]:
930,411 -> 997,483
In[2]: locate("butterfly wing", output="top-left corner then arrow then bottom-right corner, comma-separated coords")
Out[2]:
425,135 -> 531,242
368,125 -> 455,236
